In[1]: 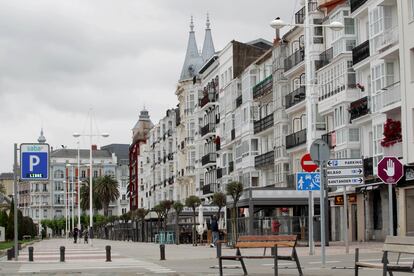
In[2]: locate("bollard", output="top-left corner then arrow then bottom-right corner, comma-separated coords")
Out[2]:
105,245 -> 111,262
60,246 -> 65,262
160,244 -> 165,261
28,246 -> 34,262
216,242 -> 222,258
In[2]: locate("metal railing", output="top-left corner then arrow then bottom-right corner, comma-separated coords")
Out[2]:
315,47 -> 333,71
286,129 -> 307,149
253,75 -> 273,99
236,95 -> 242,108
200,123 -> 215,137
285,86 -> 306,109
352,40 -> 369,65
254,150 -> 274,168
253,114 -> 274,134
201,153 -> 216,166
350,0 -> 368,13
231,129 -> 235,141
350,96 -> 370,121
284,48 -> 305,71
295,2 -> 318,24
321,131 -> 336,149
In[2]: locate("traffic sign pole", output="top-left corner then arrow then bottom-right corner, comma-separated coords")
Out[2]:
320,162 -> 326,266
309,190 -> 314,255
389,184 -> 393,236
343,186 -> 349,254
13,143 -> 18,261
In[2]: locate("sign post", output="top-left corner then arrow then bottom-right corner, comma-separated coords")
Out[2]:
309,139 -> 330,266
326,158 -> 363,254
300,153 -> 318,255
296,172 -> 320,255
377,156 -> 404,236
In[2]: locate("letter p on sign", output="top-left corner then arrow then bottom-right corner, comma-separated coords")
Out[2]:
29,155 -> 40,171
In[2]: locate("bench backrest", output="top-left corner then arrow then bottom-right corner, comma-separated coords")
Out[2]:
237,235 -> 297,247
384,236 -> 414,255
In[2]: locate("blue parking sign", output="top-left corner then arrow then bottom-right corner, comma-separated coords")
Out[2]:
296,172 -> 321,191
20,143 -> 49,181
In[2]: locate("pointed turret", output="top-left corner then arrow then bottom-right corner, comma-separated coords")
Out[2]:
201,13 -> 215,62
38,128 -> 46,143
179,16 -> 204,82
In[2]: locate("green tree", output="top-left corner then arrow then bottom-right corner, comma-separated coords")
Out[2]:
212,192 -> 226,219
134,208 -> 149,242
0,210 -> 8,229
160,200 -> 173,231
6,198 -> 14,240
153,204 -> 164,233
95,175 -> 120,217
80,178 -> 102,212
185,196 -> 201,246
226,181 -> 244,244
173,202 -> 184,245
0,182 -> 5,195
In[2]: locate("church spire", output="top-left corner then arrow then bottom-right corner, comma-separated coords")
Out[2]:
179,16 -> 203,82
201,13 -> 215,62
38,128 -> 46,143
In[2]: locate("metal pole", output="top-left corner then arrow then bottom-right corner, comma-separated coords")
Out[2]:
388,184 -> 393,236
65,174 -> 68,239
89,114 -> 93,246
343,186 -> 349,254
309,190 -> 314,255
320,162 -> 326,266
13,143 -> 19,261
77,142 -> 81,231
71,166 -> 74,234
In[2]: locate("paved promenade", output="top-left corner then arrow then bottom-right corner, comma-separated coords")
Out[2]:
0,238 -> 411,275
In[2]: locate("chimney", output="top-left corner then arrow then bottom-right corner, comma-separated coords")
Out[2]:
92,145 -> 98,151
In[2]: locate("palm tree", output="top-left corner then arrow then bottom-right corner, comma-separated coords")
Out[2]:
173,201 -> 184,245
226,181 -> 244,245
80,178 -> 102,212
95,175 -> 120,217
134,208 -> 149,242
185,195 -> 201,246
212,192 -> 226,219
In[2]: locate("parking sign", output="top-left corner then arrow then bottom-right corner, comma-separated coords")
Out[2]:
20,143 -> 50,181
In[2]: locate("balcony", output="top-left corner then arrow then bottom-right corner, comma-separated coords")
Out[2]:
199,93 -> 217,108
350,0 -> 368,13
229,161 -> 234,173
352,40 -> 370,65
372,26 -> 399,53
231,129 -> 235,141
286,174 -> 295,189
372,82 -> 401,113
236,95 -> 243,108
120,199 -> 129,205
350,96 -> 370,121
315,47 -> 333,71
254,150 -> 275,168
216,142 -> 221,151
202,183 -> 219,195
200,123 -> 216,137
285,86 -> 306,109
253,75 -> 273,99
295,2 -> 318,24
286,129 -> 307,149
321,131 -> 336,149
284,48 -> 305,72
254,114 -> 274,134
201,153 -> 216,166
383,141 -> 403,158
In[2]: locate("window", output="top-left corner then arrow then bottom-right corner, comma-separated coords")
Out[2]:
313,19 -> 323,44
373,123 -> 384,169
349,128 -> 360,142
54,170 -> 64,179
94,170 -> 98,178
344,18 -> 355,34
81,170 -> 86,178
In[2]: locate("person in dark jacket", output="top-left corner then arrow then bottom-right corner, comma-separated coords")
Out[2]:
210,216 -> 219,247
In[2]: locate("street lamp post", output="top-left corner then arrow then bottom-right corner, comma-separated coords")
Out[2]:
77,141 -> 81,232
73,122 -> 109,246
270,2 -> 344,266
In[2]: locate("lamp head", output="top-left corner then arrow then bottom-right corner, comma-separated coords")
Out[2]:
328,21 -> 344,31
270,18 -> 286,30
73,133 -> 81,138
101,133 -> 110,138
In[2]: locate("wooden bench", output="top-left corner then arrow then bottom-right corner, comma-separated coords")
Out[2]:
217,235 -> 303,276
355,236 -> 414,276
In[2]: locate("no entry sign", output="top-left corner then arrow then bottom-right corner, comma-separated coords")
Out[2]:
301,153 -> 318,172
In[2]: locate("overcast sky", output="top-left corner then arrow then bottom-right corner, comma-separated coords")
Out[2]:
0,0 -> 298,172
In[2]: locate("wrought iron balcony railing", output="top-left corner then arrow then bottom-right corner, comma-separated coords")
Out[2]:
253,75 -> 273,99
350,96 -> 370,121
254,114 -> 274,134
352,40 -> 370,65
284,48 -> 305,71
201,153 -> 216,166
286,129 -> 307,149
285,86 -> 306,109
254,150 -> 275,168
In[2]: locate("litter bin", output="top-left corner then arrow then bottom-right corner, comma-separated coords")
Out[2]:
313,215 -> 321,242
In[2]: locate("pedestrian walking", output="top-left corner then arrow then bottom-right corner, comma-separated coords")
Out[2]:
84,229 -> 88,244
73,227 -> 78,244
210,216 -> 219,248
